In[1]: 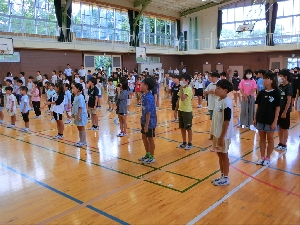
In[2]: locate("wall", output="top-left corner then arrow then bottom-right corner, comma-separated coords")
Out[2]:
0,49 -> 180,81
179,50 -> 300,73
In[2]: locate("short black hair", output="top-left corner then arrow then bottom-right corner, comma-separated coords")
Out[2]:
6,79 -> 12,84
20,86 -> 28,92
33,81 -> 39,86
74,83 -> 83,92
108,78 -> 113,82
173,75 -> 180,80
80,76 -> 85,81
64,83 -> 70,88
17,79 -> 23,84
5,86 -> 13,91
89,77 -> 97,85
120,81 -> 128,90
55,83 -> 64,94
211,72 -> 220,78
216,79 -> 233,93
13,76 -> 19,80
142,78 -> 155,90
53,70 -> 56,73
220,72 -> 226,77
43,74 -> 48,79
258,69 -> 266,75
279,69 -> 291,81
179,73 -> 191,84
20,72 -> 25,76
28,76 -> 34,79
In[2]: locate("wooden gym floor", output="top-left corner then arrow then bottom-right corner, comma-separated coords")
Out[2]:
0,90 -> 299,225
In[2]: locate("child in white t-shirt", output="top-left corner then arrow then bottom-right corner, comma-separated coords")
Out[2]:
210,79 -> 234,186
52,70 -> 58,84
96,77 -> 102,109
74,73 -> 80,84
204,72 -> 220,120
5,86 -> 17,128
107,78 -> 116,112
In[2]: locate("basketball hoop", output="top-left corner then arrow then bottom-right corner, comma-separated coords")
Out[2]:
0,50 -> 4,54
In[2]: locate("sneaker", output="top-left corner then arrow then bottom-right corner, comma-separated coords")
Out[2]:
143,157 -> 156,164
214,177 -> 230,186
106,108 -> 111,111
171,118 -> 178,122
0,120 -> 3,124
22,128 -> 29,132
206,112 -> 210,115
116,132 -> 126,137
177,143 -> 186,148
7,124 -> 15,128
53,135 -> 63,139
275,143 -> 282,150
75,142 -> 87,147
138,155 -> 148,161
64,119 -> 72,124
110,108 -> 113,112
197,105 -> 202,108
88,117 -> 91,120
34,116 -> 41,119
211,175 -> 224,183
256,158 -> 264,165
263,159 -> 270,166
184,145 -> 193,150
277,145 -> 287,151
50,117 -> 55,122
16,105 -> 19,108
88,126 -> 96,130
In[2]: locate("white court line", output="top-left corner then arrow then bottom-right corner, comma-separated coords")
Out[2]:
187,151 -> 286,225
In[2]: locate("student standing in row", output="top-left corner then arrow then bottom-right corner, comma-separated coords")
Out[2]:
88,78 -> 99,130
171,75 -> 180,122
20,86 -> 30,132
116,81 -> 129,137
72,83 -> 88,147
31,81 -> 41,119
239,69 -> 257,128
0,84 -> 4,124
255,72 -> 280,166
204,72 -> 219,120
231,71 -> 241,107
276,69 -> 292,151
107,78 -> 116,112
138,78 -> 157,164
210,79 -> 234,186
5,86 -> 16,128
176,73 -> 193,150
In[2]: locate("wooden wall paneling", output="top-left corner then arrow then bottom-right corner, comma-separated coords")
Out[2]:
216,64 -> 224,73
203,64 -> 211,73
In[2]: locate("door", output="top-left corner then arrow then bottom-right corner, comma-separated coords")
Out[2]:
203,64 -> 211,73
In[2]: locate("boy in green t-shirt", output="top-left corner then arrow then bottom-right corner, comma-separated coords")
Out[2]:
175,73 -> 193,150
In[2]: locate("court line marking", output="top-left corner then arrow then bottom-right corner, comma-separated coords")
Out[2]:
186,151 -> 286,225
0,162 -> 130,225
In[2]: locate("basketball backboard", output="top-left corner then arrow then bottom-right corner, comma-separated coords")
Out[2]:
0,38 -> 14,55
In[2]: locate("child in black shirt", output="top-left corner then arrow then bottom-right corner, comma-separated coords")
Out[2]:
0,84 -> 4,123
254,72 -> 281,166
171,75 -> 180,122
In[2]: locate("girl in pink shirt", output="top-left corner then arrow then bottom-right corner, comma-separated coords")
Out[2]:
31,81 -> 41,118
238,69 -> 257,128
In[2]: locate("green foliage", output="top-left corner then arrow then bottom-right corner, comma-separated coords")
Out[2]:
95,56 -> 112,74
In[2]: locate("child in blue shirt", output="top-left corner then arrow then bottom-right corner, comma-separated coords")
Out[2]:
20,86 -> 30,132
256,69 -> 265,92
64,83 -> 72,124
72,83 -> 88,147
138,78 -> 157,164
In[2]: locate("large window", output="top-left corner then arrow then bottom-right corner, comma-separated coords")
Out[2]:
71,2 -> 129,41
220,2 -> 266,47
0,0 -> 57,35
139,16 -> 175,46
220,0 -> 300,48
288,58 -> 300,69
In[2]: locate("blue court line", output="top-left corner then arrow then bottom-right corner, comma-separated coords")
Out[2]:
0,163 -> 130,225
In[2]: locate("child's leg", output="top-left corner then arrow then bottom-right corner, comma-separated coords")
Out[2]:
122,115 -> 127,133
57,120 -> 64,135
148,137 -> 155,156
258,131 -> 267,158
282,129 -> 288,146
37,101 -> 41,116
180,128 -> 186,143
220,153 -> 229,176
266,132 -> 275,159
0,111 -> 4,120
234,93 -> 237,106
217,153 -> 223,174
11,115 -> 16,125
78,126 -> 86,143
118,115 -> 123,132
142,133 -> 149,154
198,96 -> 202,106
278,128 -> 283,144
187,129 -> 192,144
237,93 -> 241,105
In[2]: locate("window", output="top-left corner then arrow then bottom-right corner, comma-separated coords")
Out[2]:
0,0 -> 57,35
139,15 -> 176,46
0,52 -> 20,62
287,58 -> 300,69
71,2 -> 129,41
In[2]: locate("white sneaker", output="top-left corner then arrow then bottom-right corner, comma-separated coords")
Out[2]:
142,157 -> 155,164
53,135 -> 63,139
22,128 -> 29,132
211,175 -> 224,183
184,145 -> 193,150
277,146 -> 287,151
177,143 -> 186,148
213,177 -> 230,186
7,124 -> 15,128
0,120 -> 3,124
138,155 -> 148,161
75,142 -> 87,147
34,116 -> 40,119
64,119 -> 72,124
256,158 -> 264,165
263,159 -> 270,166
50,117 -> 55,122
197,105 -> 202,108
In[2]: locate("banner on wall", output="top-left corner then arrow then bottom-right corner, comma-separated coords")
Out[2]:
136,47 -> 147,63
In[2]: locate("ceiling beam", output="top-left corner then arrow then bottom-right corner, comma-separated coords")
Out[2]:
180,0 -> 233,17
134,0 -> 152,8
133,0 -> 152,27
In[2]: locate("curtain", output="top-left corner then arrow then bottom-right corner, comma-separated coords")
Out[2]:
66,2 -> 72,42
265,2 -> 278,46
189,18 -> 192,50
54,0 -> 64,42
270,2 -> 278,46
194,17 -> 198,50
216,9 -> 222,49
128,10 -> 134,46
265,3 -> 271,45
176,19 -> 180,40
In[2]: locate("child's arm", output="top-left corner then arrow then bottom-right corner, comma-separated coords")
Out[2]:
144,112 -> 151,132
11,99 -> 15,112
271,106 -> 280,130
77,107 -> 82,120
281,95 -> 291,118
295,89 -> 299,110
179,87 -> 188,101
218,107 -> 231,147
